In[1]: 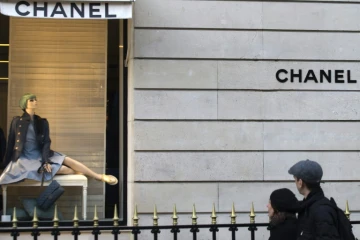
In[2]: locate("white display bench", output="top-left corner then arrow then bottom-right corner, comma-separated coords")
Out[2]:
1,175 -> 88,220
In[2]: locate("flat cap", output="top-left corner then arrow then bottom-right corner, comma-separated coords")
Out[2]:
288,159 -> 323,183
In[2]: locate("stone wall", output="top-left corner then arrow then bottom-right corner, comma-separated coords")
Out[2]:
130,0 -> 360,239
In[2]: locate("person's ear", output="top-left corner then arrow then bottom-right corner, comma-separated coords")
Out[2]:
298,179 -> 303,188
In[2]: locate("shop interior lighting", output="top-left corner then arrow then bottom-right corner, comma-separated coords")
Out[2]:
0,61 -> 9,63
0,78 -> 8,80
0,44 -> 9,46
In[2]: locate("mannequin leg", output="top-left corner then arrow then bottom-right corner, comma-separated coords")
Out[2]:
57,165 -> 82,175
63,157 -> 101,180
62,157 -> 118,185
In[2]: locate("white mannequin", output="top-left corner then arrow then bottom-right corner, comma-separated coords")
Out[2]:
26,97 -> 117,185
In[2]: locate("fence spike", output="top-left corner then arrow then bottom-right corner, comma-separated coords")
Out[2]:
211,203 -> 217,224
230,202 -> 237,224
133,204 -> 139,227
73,205 -> 79,228
172,204 -> 178,226
32,207 -> 39,228
192,204 -> 198,225
53,204 -> 59,228
345,200 -> 350,220
113,204 -> 119,227
12,207 -> 18,228
249,202 -> 256,224
153,205 -> 159,226
94,205 -> 99,227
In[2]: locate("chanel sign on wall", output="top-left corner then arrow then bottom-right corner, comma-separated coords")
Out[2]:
276,69 -> 357,84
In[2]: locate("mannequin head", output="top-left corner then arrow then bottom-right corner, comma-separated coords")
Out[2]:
19,93 -> 37,112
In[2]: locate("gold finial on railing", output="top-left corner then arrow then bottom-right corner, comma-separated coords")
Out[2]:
231,202 -> 237,224
153,205 -> 159,226
133,204 -> 139,227
53,204 -> 59,228
172,204 -> 178,226
345,200 -> 351,220
249,202 -> 256,224
32,207 -> 39,228
12,207 -> 18,228
113,204 -> 119,227
191,204 -> 198,225
93,205 -> 99,227
73,205 -> 79,228
211,203 -> 217,224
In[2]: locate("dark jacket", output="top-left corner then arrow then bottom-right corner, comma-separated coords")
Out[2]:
268,216 -> 298,240
297,188 -> 340,240
0,127 -> 5,164
3,112 -> 54,166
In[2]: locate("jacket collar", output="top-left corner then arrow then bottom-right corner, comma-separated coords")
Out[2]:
20,111 -> 31,121
21,112 -> 38,121
300,187 -> 324,209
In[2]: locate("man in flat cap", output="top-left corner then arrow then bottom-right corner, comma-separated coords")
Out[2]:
288,159 -> 340,240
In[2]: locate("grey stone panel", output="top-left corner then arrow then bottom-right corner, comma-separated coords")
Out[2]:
135,121 -> 360,151
135,30 -> 360,60
133,60 -> 217,89
135,0 -> 360,31
264,152 -> 360,181
218,92 -> 360,120
134,0 -> 262,29
133,60 -> 360,90
218,91 -> 264,120
134,152 -> 263,181
262,2 -> 360,31
133,183 -> 218,212
263,31 -> 360,60
134,29 -> 263,59
219,182 -> 360,212
134,121 -> 264,150
218,61 -> 360,90
134,90 -> 217,119
264,122 -> 360,150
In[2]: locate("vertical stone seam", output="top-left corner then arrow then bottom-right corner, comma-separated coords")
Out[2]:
258,2 -> 265,181
262,120 -> 265,181
261,1 -> 264,59
216,61 -> 219,119
217,183 -> 220,211
260,0 -> 265,182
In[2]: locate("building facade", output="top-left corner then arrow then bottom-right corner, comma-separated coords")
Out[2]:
129,0 -> 360,239
1,0 -> 360,239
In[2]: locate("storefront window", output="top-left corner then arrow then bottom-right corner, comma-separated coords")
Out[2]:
0,17 -> 127,223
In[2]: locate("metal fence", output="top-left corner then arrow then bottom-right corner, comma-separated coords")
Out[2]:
0,203 -> 359,240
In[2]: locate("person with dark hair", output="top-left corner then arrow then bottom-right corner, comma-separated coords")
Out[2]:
267,188 -> 299,240
0,93 -> 118,185
288,159 -> 340,240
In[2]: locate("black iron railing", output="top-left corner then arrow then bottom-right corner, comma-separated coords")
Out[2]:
0,203 -> 359,240
0,222 -> 360,240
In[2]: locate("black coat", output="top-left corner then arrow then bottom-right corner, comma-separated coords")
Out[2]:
3,112 -> 54,166
0,127 -> 5,164
269,216 -> 298,240
296,188 -> 340,240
